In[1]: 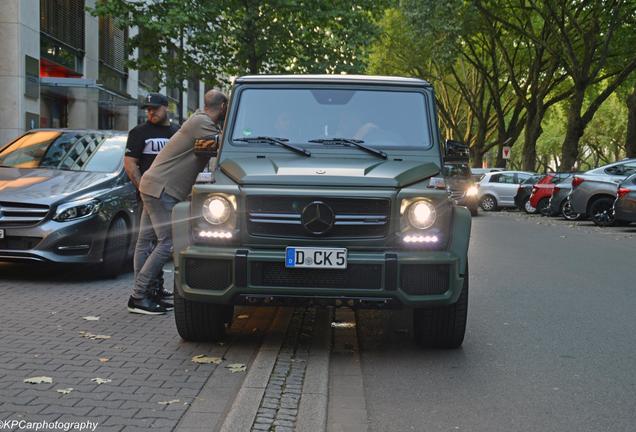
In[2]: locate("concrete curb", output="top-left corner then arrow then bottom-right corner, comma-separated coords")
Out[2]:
296,308 -> 332,432
219,307 -> 292,432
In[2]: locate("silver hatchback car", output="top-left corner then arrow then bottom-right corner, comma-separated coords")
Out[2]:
477,170 -> 535,211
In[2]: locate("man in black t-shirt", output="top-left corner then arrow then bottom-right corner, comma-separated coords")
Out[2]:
125,93 -> 179,186
125,93 -> 179,305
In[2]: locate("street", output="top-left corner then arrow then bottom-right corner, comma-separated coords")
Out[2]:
1,211 -> 635,432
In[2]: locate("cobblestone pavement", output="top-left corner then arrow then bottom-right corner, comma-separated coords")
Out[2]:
0,264 -> 276,432
252,308 -> 316,432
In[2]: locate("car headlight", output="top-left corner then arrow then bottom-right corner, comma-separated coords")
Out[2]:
202,196 -> 233,225
406,200 -> 437,230
466,185 -> 478,197
54,198 -> 101,222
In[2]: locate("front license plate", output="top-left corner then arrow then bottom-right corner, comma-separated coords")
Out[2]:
285,247 -> 347,269
0,229 -> 4,239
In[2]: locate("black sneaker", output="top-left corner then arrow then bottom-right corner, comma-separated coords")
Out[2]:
155,296 -> 174,311
127,296 -> 168,315
156,288 -> 174,299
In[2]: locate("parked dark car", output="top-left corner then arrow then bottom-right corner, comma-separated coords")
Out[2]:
569,159 -> 636,226
514,174 -> 545,213
547,180 -> 582,220
614,173 -> 636,223
443,163 -> 479,216
0,129 -> 139,275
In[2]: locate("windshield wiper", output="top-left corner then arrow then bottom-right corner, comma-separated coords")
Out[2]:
234,136 -> 311,157
308,138 -> 387,159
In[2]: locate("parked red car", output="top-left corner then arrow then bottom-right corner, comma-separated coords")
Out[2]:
528,173 -> 575,214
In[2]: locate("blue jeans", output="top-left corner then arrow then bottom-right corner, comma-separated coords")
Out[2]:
132,191 -> 179,299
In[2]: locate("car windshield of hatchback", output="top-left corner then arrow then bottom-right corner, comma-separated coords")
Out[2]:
0,131 -> 126,173
231,88 -> 433,150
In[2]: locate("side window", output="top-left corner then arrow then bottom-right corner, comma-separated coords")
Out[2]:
605,162 -> 636,176
489,174 -> 500,183
516,173 -> 530,184
498,173 -> 515,184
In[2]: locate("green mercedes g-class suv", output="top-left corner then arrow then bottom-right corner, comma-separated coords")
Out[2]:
171,75 -> 471,348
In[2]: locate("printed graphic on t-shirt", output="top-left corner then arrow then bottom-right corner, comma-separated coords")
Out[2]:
143,138 -> 169,154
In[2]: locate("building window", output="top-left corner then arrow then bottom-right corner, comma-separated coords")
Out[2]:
99,15 -> 128,94
40,0 -> 85,75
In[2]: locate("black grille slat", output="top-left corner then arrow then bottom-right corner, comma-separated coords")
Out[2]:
185,258 -> 232,291
400,264 -> 450,295
251,262 -> 382,289
247,196 -> 390,239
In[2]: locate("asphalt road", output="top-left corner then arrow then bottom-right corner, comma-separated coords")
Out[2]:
1,211 -> 635,432
357,212 -> 636,432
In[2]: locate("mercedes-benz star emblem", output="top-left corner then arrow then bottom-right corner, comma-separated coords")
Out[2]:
301,201 -> 335,235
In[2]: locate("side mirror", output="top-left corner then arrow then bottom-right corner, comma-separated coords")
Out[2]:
444,139 -> 469,163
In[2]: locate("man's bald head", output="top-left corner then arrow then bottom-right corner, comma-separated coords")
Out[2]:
204,90 -> 227,109
203,89 -> 228,125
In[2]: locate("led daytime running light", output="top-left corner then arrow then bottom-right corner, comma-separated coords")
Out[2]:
198,230 -> 233,239
403,234 -> 439,243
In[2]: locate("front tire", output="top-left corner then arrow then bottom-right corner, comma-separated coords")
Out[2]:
99,217 -> 128,278
174,287 -> 231,342
413,265 -> 468,349
480,195 -> 498,212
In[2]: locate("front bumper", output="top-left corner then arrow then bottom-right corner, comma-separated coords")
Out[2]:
0,215 -> 110,264
172,203 -> 471,308
614,197 -> 636,222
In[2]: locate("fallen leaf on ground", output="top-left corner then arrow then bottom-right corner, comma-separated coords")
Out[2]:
82,316 -> 100,321
226,363 -> 246,373
91,378 -> 111,384
331,322 -> 356,328
24,376 -> 53,384
56,388 -> 73,395
99,358 -> 109,363
79,331 -> 111,340
192,355 -> 223,365
237,314 -> 249,319
158,399 -> 180,405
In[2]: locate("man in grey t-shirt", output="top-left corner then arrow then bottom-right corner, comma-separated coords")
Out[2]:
127,90 -> 228,315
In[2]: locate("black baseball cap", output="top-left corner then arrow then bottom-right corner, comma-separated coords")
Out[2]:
141,92 -> 169,108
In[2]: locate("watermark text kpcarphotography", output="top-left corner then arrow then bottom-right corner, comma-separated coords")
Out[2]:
0,420 -> 98,432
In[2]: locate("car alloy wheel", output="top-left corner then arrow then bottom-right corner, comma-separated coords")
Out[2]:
480,196 -> 496,211
590,198 -> 615,227
561,200 -> 581,221
524,199 -> 537,214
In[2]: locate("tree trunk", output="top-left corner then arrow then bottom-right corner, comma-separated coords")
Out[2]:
470,146 -> 483,168
626,86 -> 636,158
560,91 -> 586,171
522,104 -> 543,172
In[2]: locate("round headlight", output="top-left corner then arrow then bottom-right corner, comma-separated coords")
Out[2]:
466,185 -> 479,197
407,200 -> 436,229
202,196 -> 232,225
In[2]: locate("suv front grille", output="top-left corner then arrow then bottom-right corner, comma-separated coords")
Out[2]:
251,262 -> 382,289
247,196 -> 390,239
0,236 -> 42,250
0,202 -> 50,226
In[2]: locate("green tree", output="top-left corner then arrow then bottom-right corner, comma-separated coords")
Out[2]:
91,0 -> 386,88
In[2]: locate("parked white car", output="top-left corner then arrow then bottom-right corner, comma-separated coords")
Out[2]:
477,170 -> 535,211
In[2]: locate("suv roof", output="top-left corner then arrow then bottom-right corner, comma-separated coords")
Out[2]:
235,74 -> 432,87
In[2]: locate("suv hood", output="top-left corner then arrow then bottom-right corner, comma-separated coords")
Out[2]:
220,156 -> 440,188
0,167 -> 115,206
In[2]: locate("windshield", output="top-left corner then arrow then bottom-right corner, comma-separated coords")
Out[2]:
230,88 -> 432,149
0,131 -> 126,173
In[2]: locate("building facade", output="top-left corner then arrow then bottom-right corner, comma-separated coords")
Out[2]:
0,0 -> 205,146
